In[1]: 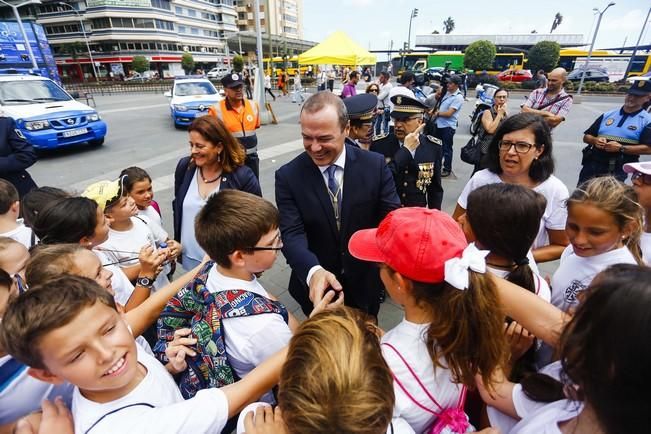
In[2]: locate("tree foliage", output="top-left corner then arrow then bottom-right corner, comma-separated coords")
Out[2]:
181,52 -> 195,75
131,55 -> 149,74
443,16 -> 455,34
527,41 -> 561,73
550,12 -> 563,33
62,42 -> 85,60
463,40 -> 496,71
232,55 -> 244,73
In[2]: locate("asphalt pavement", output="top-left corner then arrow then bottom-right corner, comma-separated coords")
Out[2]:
28,87 -> 640,329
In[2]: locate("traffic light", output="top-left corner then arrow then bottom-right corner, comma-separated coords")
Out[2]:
412,8 -> 419,18
403,42 -> 408,50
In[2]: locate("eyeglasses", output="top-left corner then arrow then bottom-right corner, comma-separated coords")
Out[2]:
498,140 -> 535,154
393,116 -> 421,124
632,171 -> 651,185
245,233 -> 283,251
368,89 -> 379,93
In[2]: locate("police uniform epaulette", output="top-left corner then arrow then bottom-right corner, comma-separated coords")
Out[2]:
426,135 -> 443,145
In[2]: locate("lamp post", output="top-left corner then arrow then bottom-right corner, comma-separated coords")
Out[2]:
58,2 -> 99,83
623,6 -> 651,79
407,8 -> 418,51
0,0 -> 42,71
576,2 -> 615,96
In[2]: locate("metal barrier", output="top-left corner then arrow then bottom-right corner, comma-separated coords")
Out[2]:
63,79 -> 225,96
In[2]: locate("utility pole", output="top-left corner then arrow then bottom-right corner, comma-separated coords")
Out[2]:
623,6 -> 651,79
577,2 -> 615,97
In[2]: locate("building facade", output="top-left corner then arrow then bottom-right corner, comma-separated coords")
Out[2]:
35,0 -> 238,80
236,0 -> 302,41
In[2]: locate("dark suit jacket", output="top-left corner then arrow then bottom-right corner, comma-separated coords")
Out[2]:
173,156 -> 262,242
275,144 -> 400,315
0,117 -> 37,198
371,133 -> 443,209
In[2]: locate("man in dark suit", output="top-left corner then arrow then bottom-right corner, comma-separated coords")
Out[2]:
0,116 -> 37,198
371,95 -> 444,209
275,91 -> 400,316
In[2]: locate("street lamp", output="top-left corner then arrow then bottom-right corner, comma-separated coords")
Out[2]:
0,0 -> 42,71
58,2 -> 99,83
576,2 -> 615,96
407,8 -> 418,51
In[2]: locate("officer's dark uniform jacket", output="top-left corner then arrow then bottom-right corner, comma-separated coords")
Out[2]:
371,132 -> 443,209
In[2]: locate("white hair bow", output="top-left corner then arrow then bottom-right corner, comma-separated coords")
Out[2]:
444,243 -> 489,290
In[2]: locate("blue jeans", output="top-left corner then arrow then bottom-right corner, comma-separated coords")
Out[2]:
578,158 -> 628,186
435,126 -> 456,172
374,108 -> 390,136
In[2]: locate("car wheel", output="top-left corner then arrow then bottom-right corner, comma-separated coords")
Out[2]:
89,138 -> 105,146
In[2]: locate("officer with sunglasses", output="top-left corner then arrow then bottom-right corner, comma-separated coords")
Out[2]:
579,80 -> 651,185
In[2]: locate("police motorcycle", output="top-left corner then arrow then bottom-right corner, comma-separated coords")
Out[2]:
469,83 -> 499,134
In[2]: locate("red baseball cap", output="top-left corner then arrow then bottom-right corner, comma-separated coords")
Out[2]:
348,207 -> 467,283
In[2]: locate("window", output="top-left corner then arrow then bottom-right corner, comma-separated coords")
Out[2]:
134,18 -> 155,29
151,0 -> 171,10
187,9 -> 196,17
91,18 -> 111,29
178,25 -> 186,33
191,27 -> 199,35
155,19 -> 174,30
175,6 -> 183,14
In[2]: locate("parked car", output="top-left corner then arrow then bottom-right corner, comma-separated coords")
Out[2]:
164,77 -> 222,128
207,66 -> 229,78
0,74 -> 107,149
497,69 -> 533,83
568,69 -> 610,83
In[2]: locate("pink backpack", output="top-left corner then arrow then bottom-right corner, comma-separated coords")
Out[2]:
382,343 -> 475,434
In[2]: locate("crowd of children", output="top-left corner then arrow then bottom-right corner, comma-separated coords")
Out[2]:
1,111 -> 651,434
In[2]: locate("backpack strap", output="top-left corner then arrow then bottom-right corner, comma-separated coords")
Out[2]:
0,357 -> 27,392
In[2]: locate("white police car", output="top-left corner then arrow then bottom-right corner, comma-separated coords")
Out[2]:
164,77 -> 222,128
0,74 -> 107,150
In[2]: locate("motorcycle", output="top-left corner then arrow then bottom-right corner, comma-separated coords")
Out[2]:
469,83 -> 499,135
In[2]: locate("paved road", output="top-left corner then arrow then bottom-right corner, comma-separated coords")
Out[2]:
28,90 -> 638,329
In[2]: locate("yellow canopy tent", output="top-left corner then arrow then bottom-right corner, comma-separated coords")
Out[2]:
298,31 -> 376,66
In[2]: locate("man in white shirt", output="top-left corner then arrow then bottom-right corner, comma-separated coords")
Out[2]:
375,71 -> 393,136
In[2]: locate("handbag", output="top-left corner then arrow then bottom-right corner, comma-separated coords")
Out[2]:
460,136 -> 481,166
382,343 -> 475,434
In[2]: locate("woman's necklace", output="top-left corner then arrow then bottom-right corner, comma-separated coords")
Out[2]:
199,166 -> 222,183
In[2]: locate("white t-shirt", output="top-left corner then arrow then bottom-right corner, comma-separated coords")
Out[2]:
457,170 -> 569,250
181,170 -> 219,269
0,354 -> 74,425
487,361 -> 563,433
206,266 -> 292,402
550,245 -> 637,313
236,403 -> 415,434
94,250 -> 135,306
0,223 -> 33,249
72,345 -> 228,434
138,206 -> 168,240
381,319 -> 462,434
100,216 -> 170,291
488,266 -> 551,302
508,399 -> 583,434
641,232 -> 651,265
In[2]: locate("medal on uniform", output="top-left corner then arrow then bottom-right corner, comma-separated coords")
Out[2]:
416,163 -> 434,194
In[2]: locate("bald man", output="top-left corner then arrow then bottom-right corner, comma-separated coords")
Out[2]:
522,67 -> 573,129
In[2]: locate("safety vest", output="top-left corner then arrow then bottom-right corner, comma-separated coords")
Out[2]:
598,107 -> 651,145
208,99 -> 260,154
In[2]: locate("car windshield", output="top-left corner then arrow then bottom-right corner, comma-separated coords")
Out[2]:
0,80 -> 72,105
174,82 -> 217,97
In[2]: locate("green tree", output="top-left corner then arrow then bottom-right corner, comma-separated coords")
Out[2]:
550,12 -> 563,33
181,52 -> 195,75
232,55 -> 244,73
527,41 -> 561,73
463,40 -> 496,71
62,42 -> 86,81
443,16 -> 455,34
130,55 -> 149,74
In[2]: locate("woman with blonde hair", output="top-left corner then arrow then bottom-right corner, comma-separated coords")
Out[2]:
172,115 -> 261,270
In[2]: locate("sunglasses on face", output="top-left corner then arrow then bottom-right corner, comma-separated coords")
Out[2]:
632,171 -> 651,185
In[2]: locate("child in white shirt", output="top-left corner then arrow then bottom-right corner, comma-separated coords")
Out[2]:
624,161 -> 651,264
0,179 -> 33,249
0,275 -> 287,434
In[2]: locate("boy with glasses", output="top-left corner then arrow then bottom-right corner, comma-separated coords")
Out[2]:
371,95 -> 444,209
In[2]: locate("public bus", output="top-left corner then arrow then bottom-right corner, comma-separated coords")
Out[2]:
558,49 -> 651,79
263,56 -> 309,76
392,52 -> 525,74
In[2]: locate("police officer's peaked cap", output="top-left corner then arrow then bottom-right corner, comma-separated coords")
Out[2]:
628,79 -> 651,96
221,73 -> 244,88
344,94 -> 378,122
390,95 -> 426,120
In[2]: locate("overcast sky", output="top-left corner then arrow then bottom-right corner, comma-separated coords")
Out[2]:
303,0 -> 650,59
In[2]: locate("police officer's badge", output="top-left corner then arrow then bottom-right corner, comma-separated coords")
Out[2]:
628,125 -> 638,131
638,81 -> 646,88
605,118 -> 614,126
232,74 -> 239,80
396,96 -> 402,105
246,114 -> 253,122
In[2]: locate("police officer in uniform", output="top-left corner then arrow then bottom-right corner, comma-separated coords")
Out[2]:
208,73 -> 261,179
342,93 -> 378,150
579,80 -> 651,185
371,95 -> 443,209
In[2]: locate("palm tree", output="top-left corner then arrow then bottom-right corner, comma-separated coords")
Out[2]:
550,12 -> 563,33
431,30 -> 440,34
443,16 -> 455,34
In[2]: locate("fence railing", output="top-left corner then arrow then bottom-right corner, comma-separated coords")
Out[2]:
63,80 -> 179,96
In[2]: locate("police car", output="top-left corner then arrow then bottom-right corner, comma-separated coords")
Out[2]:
164,77 -> 222,128
0,74 -> 107,150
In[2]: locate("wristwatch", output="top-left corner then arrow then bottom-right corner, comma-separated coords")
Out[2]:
136,276 -> 154,289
